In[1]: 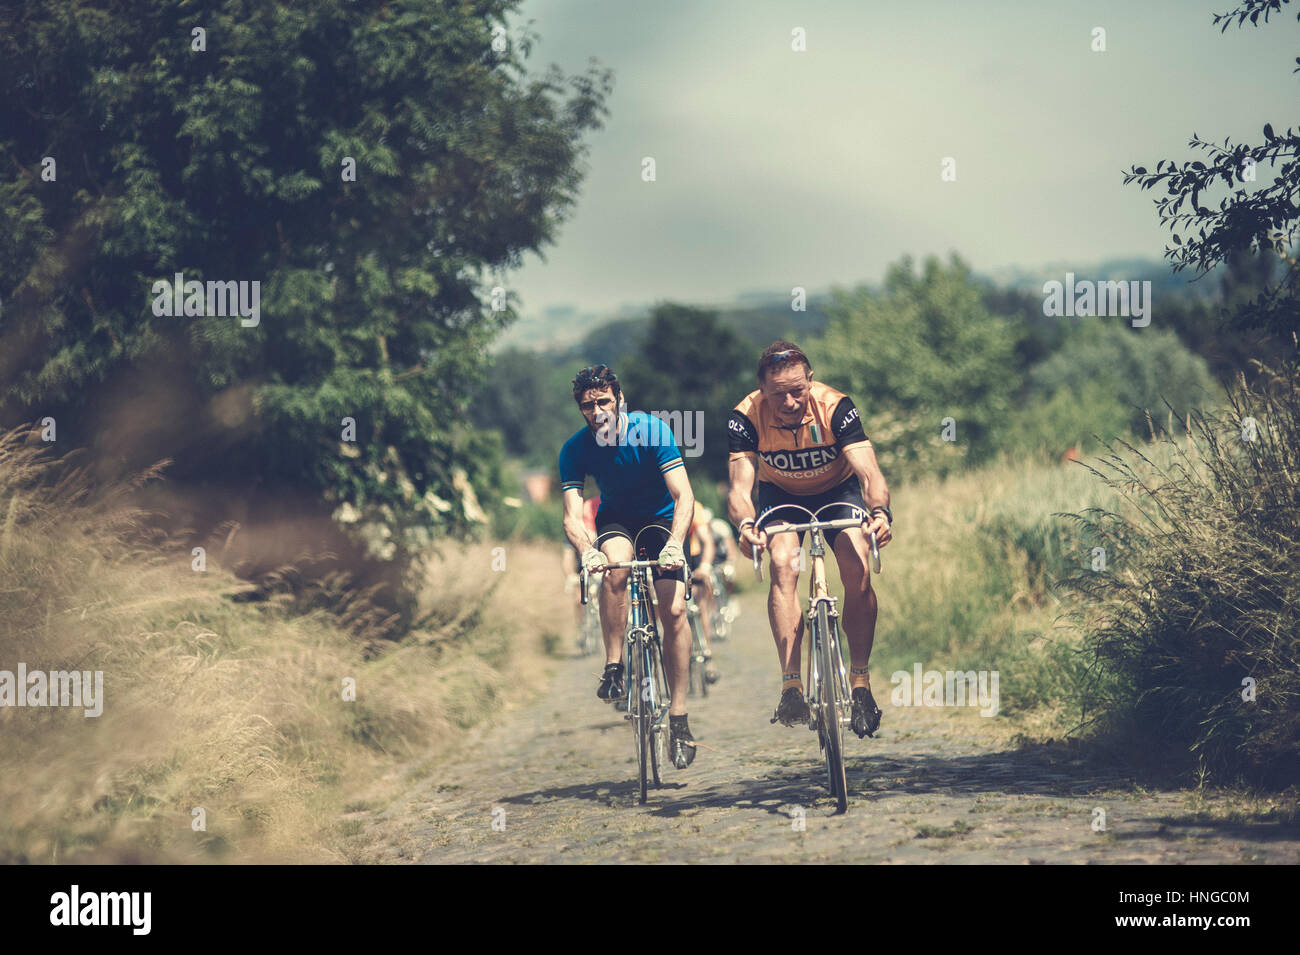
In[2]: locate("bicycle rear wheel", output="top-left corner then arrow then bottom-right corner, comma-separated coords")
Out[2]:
817,603 -> 848,813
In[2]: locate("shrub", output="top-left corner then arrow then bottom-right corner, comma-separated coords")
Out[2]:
1063,343 -> 1300,786
1026,323 -> 1221,440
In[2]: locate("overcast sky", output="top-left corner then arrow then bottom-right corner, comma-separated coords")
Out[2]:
500,0 -> 1299,339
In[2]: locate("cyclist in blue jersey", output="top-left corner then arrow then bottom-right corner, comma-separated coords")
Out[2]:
559,365 -> 700,768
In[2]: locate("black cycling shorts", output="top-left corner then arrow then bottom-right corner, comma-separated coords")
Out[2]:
756,476 -> 867,549
594,510 -> 678,581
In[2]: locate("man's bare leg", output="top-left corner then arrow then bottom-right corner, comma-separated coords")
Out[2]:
833,528 -> 878,689
653,576 -> 691,717
598,536 -> 633,664
766,529 -> 804,687
834,527 -> 883,737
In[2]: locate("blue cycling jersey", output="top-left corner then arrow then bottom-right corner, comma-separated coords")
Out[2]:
558,412 -> 685,521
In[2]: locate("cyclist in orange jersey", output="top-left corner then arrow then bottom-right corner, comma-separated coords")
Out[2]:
726,341 -> 893,738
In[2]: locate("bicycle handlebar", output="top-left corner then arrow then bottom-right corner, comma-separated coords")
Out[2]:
759,516 -> 864,535
750,515 -> 882,581
580,559 -> 692,604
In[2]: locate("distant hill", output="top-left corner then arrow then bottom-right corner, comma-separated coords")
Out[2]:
980,257 -> 1222,299
544,296 -> 838,367
501,256 -> 1223,362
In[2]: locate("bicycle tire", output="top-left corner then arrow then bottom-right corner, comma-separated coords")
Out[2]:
809,615 -> 836,797
697,611 -> 711,698
649,637 -> 666,787
630,631 -> 649,804
686,611 -> 702,696
817,602 -> 848,813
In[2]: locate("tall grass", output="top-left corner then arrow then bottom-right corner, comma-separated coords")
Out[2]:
0,427 -> 561,862
1063,345 -> 1300,786
838,447 -> 1122,735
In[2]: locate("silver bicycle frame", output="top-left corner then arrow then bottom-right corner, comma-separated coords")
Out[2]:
753,502 -> 865,731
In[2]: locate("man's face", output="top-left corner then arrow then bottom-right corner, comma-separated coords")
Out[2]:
760,364 -> 812,427
577,386 -> 619,436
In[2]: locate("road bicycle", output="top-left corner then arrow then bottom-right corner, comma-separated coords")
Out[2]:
752,502 -> 882,814
582,526 -> 691,805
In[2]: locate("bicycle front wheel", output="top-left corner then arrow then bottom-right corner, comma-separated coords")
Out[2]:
648,637 -> 667,787
816,603 -> 848,813
630,633 -> 650,804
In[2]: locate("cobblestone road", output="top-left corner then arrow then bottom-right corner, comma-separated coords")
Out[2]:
358,591 -> 1300,864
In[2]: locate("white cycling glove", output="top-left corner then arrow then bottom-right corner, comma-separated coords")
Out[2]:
581,548 -> 608,573
658,539 -> 685,569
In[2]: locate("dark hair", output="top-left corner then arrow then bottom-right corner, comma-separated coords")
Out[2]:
572,364 -> 622,404
757,341 -> 811,382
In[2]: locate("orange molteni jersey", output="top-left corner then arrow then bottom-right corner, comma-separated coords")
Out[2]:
727,381 -> 870,495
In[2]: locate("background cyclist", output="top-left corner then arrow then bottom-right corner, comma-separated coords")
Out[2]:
686,502 -> 720,684
708,510 -> 739,629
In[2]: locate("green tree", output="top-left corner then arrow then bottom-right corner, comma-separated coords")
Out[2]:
618,303 -> 751,487
0,1 -> 612,596
1013,323 -> 1219,456
1123,0 -> 1299,336
471,346 -> 576,469
809,255 -> 1022,478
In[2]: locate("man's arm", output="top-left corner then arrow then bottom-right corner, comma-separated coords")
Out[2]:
725,407 -> 760,534
843,441 -> 892,544
842,441 -> 888,510
728,454 -> 764,557
562,487 -> 597,553
662,466 -> 695,546
727,454 -> 757,529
